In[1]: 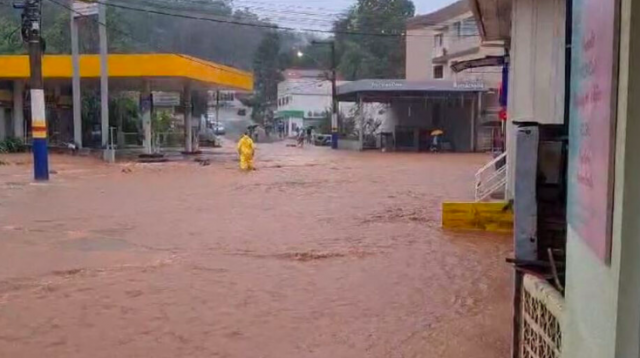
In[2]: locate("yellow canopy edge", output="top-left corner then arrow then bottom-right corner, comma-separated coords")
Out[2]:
0,54 -> 253,92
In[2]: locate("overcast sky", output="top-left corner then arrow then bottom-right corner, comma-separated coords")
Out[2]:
233,0 -> 458,31
318,0 -> 457,15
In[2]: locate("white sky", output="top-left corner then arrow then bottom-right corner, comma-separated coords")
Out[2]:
260,0 -> 458,14
232,0 -> 459,31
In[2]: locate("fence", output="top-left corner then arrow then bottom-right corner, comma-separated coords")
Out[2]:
118,131 -> 185,151
519,274 -> 564,358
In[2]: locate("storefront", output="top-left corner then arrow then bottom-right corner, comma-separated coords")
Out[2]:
469,0 -> 640,356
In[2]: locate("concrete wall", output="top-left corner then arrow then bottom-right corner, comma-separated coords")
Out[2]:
563,0 -> 640,357
506,0 -> 566,198
337,139 -> 362,151
406,28 -> 433,81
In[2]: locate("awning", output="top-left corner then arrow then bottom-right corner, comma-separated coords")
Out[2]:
275,110 -> 305,118
0,54 -> 253,92
336,79 -> 486,102
451,55 -> 506,73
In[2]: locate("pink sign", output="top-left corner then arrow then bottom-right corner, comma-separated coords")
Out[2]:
568,0 -> 619,262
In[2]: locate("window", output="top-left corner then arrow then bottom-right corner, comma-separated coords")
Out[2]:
433,65 -> 444,79
452,22 -> 461,37
459,18 -> 479,37
433,33 -> 443,48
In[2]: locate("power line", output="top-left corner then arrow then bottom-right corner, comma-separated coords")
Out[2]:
123,0 -> 338,24
91,0 -> 479,38
45,0 -> 252,78
233,0 -> 343,15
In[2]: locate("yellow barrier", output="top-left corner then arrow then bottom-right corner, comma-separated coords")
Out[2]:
442,201 -> 513,232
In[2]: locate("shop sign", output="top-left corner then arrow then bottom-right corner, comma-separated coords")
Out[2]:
568,0 -> 620,263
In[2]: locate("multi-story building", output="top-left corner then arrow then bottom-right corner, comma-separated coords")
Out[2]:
405,0 -> 505,151
276,69 -> 358,137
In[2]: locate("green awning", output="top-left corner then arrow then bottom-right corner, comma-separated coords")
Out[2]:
276,110 -> 305,118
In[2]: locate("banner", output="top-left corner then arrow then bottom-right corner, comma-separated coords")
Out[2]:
567,0 -> 620,263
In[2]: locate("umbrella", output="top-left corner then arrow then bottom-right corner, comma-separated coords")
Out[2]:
431,129 -> 444,136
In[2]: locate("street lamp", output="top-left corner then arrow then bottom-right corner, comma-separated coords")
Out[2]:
296,50 -> 304,58
311,40 -> 338,150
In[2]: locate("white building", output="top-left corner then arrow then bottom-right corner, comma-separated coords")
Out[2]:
276,69 -> 352,137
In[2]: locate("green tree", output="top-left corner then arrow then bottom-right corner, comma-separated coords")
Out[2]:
334,0 -> 415,80
0,10 -> 24,54
251,31 -> 283,124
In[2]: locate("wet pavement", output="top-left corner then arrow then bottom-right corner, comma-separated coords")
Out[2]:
0,142 -> 512,358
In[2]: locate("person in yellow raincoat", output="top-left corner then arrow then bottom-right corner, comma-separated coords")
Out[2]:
237,132 -> 256,170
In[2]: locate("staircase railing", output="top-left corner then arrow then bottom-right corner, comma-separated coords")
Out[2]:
475,151 -> 507,202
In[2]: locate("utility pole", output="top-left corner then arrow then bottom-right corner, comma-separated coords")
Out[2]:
16,0 -> 49,180
98,2 -> 109,150
215,90 -> 220,133
312,40 -> 338,149
329,42 -> 338,150
70,0 -> 81,148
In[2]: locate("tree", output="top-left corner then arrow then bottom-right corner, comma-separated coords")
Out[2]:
251,31 -> 283,124
334,0 -> 415,80
0,11 -> 24,54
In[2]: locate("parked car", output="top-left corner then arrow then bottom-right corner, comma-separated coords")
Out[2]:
314,134 -> 332,147
237,109 -> 247,116
213,123 -> 226,135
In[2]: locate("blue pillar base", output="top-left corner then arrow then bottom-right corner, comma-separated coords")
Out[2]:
32,138 -> 49,181
331,133 -> 338,149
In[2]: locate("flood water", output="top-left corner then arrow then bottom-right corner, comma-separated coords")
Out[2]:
0,142 -> 512,357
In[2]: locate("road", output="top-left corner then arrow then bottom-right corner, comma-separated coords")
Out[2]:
0,143 -> 512,358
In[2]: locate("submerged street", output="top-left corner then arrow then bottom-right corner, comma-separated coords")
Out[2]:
0,143 -> 511,357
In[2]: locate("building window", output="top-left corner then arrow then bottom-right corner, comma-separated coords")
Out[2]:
433,33 -> 443,48
433,65 -> 444,79
459,18 -> 479,37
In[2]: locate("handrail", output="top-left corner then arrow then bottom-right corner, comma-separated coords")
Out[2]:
475,151 -> 507,179
475,151 -> 508,202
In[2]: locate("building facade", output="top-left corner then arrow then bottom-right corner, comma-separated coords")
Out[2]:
276,69 -> 337,137
406,0 -> 505,151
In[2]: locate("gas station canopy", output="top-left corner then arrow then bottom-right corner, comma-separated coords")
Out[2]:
0,54 -> 253,92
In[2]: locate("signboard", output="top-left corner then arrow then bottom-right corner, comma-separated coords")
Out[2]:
568,0 -> 620,263
0,89 -> 12,108
72,1 -> 98,17
152,92 -> 181,107
453,81 -> 485,90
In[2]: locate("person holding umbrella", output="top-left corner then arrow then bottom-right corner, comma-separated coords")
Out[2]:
430,129 -> 444,152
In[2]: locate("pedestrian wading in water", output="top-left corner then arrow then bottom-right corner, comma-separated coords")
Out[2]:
237,132 -> 256,171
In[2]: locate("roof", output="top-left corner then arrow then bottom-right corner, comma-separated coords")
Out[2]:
0,54 -> 253,92
406,0 -> 470,30
468,0 -> 512,42
282,69 -> 327,80
336,79 -> 486,102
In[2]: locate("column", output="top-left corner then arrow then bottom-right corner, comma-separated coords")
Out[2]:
183,81 -> 193,153
513,122 -> 539,261
358,95 -> 364,151
12,80 -> 24,139
70,5 -> 82,148
140,81 -> 152,154
0,108 -> 6,141
98,2 -> 109,148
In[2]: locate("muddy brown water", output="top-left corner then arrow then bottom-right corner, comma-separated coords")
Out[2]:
0,143 -> 512,358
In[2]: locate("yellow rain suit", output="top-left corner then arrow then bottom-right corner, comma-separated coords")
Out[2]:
237,134 -> 255,170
